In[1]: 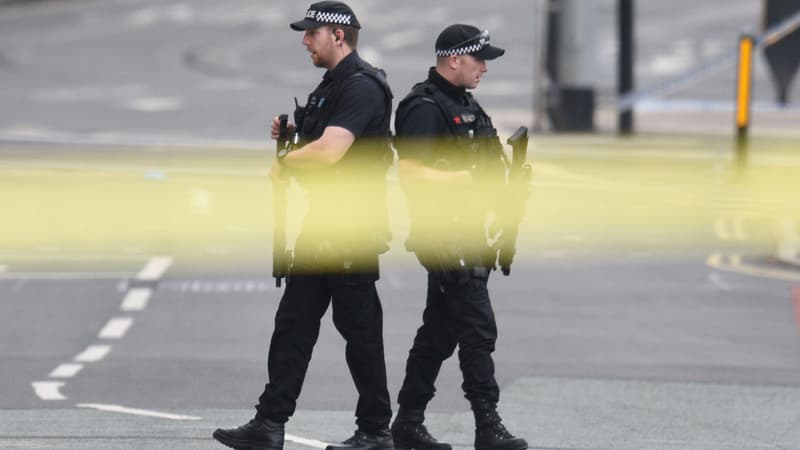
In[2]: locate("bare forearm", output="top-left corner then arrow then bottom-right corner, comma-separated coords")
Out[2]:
281,126 -> 354,170
281,141 -> 338,170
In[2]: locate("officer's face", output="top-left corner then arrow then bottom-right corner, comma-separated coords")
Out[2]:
456,54 -> 488,89
302,26 -> 335,68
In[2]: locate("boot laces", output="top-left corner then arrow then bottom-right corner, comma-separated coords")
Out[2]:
342,430 -> 370,445
480,412 -> 514,439
488,421 -> 514,439
410,423 -> 437,442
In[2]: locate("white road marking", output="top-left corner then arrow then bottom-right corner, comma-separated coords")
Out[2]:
707,253 -> 800,282
136,256 -> 173,281
76,404 -> 201,421
0,272 -> 133,280
32,381 -> 66,400
99,317 -> 133,339
74,345 -> 112,363
49,363 -> 83,378
0,126 -> 263,149
285,434 -> 332,449
121,288 -> 152,311
0,254 -> 144,261
123,97 -> 182,112
127,4 -> 195,27
33,84 -> 145,102
708,272 -> 731,291
75,405 -> 328,447
161,279 -> 275,293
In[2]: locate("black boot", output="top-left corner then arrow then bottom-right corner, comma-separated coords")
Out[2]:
213,416 -> 284,450
472,401 -> 528,450
390,407 -> 452,450
326,428 -> 395,450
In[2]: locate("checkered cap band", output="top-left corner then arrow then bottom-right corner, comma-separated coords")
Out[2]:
306,9 -> 353,25
436,41 -> 488,57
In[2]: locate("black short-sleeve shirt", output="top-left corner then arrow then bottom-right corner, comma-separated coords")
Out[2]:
317,52 -> 388,139
327,74 -> 387,137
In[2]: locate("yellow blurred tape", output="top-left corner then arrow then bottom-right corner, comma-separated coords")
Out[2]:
0,139 -> 797,260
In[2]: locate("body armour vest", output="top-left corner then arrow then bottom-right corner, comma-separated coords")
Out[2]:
396,79 -> 507,269
395,79 -> 503,171
293,56 -> 394,264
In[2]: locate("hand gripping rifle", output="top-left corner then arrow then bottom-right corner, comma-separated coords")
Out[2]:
498,126 -> 532,276
272,114 -> 291,287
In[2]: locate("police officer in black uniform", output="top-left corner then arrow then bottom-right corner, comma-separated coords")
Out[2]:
213,3 -> 394,450
390,25 -> 528,450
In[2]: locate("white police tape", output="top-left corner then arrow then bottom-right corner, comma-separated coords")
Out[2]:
617,9 -> 800,112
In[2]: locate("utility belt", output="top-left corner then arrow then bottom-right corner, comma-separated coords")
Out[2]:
429,264 -> 491,286
293,234 -> 382,275
412,239 -> 495,285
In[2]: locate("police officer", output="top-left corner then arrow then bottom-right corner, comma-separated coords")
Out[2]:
213,2 -> 395,450
390,25 -> 528,450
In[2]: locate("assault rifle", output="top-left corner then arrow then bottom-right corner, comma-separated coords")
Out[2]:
272,114 -> 291,287
498,126 -> 532,276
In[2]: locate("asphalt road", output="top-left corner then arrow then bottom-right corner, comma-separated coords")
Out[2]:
1,1 -> 800,449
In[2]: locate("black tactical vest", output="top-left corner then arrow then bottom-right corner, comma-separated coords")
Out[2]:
298,57 -> 393,164
293,56 -> 395,262
395,78 -> 507,269
395,79 -> 503,170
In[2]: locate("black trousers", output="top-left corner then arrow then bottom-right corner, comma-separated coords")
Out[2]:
256,271 -> 392,431
397,268 -> 500,409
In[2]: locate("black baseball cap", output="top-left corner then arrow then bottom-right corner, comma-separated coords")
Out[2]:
290,1 -> 361,31
435,24 -> 505,60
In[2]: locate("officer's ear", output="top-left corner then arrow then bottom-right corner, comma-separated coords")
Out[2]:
333,28 -> 343,45
448,55 -> 460,70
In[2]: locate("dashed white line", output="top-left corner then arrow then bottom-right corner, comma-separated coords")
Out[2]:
708,272 -> 732,291
76,403 -> 201,421
121,288 -> 152,311
31,255 -> 173,403
49,363 -> 84,378
0,272 -> 133,280
98,317 -> 134,339
0,127 -> 264,148
74,345 -> 112,363
32,381 -> 66,400
136,256 -> 173,281
0,254 -> 145,261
